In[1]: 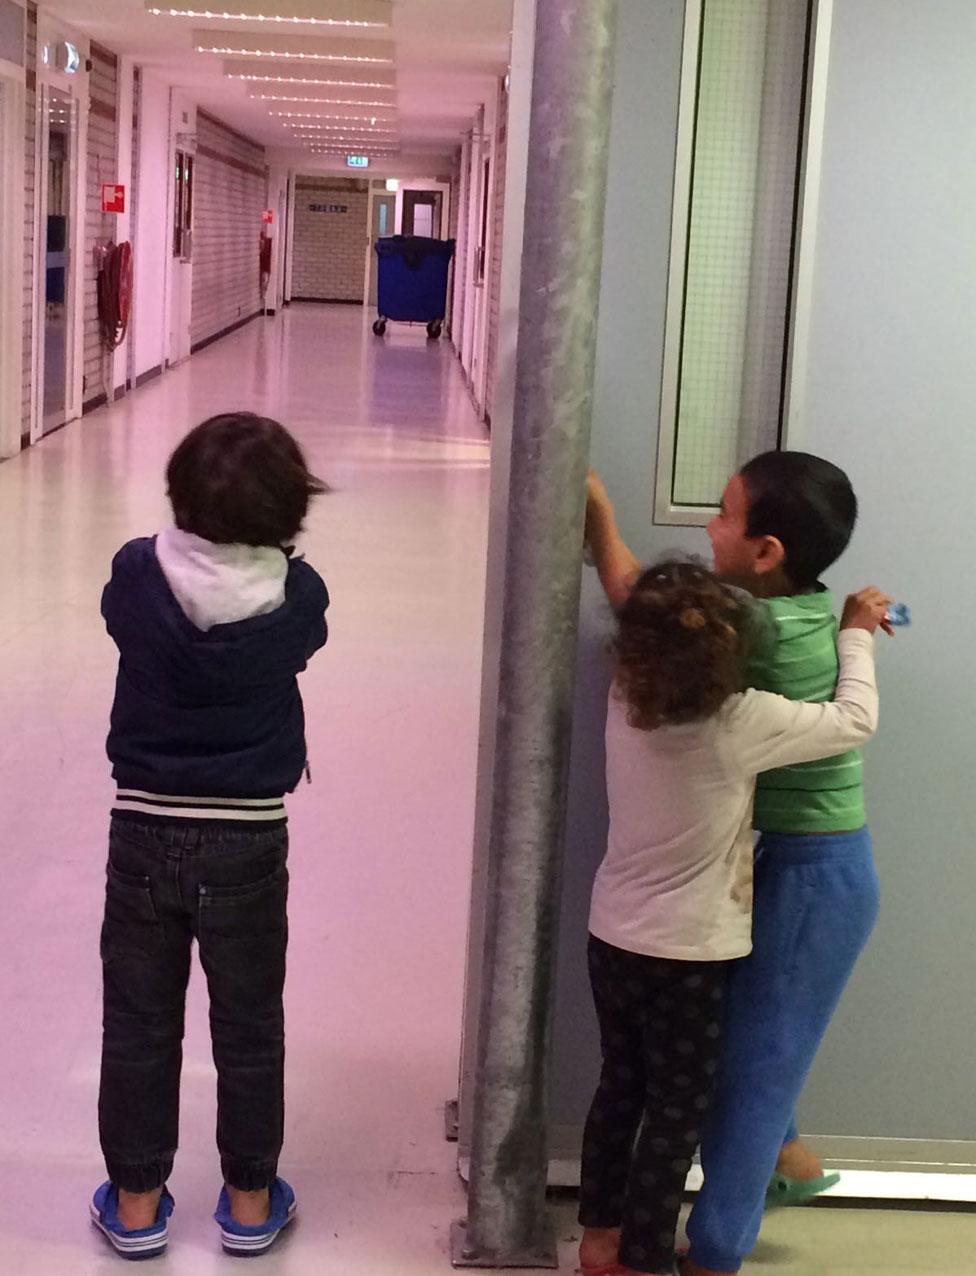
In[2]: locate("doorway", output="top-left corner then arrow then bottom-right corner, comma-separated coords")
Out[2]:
0,68 -> 26,458
38,86 -> 77,437
169,145 -> 194,365
368,190 -> 396,308
403,189 -> 443,239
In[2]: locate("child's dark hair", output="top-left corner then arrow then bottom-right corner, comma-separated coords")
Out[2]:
614,559 -> 755,731
740,451 -> 857,590
166,413 -> 326,546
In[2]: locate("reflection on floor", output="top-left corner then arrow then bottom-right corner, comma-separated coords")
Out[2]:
1,306 -> 974,1273
42,303 -> 68,429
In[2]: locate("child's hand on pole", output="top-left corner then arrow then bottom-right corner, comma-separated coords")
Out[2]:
586,469 -> 611,514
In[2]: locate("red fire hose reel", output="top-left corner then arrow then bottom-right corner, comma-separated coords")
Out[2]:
97,241 -> 134,351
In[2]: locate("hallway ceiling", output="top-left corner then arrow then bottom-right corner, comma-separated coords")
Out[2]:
42,0 -> 513,163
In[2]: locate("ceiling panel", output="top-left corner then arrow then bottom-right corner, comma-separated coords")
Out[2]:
42,0 -> 513,158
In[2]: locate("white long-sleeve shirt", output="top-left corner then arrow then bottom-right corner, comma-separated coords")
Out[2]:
588,629 -> 878,962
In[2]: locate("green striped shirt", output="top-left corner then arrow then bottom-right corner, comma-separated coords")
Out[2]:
747,590 -> 866,834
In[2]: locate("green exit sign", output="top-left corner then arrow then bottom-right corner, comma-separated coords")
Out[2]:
346,155 -> 370,169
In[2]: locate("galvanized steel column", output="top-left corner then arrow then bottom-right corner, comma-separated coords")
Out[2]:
452,0 -> 619,1266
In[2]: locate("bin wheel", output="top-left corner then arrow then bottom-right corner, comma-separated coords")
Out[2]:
373,319 -> 387,336
426,322 -> 443,340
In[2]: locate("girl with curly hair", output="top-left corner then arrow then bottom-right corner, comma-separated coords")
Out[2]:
577,478 -> 890,1276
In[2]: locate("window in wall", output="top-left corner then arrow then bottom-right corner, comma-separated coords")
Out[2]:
172,151 -> 193,260
413,203 -> 433,238
656,0 -> 816,521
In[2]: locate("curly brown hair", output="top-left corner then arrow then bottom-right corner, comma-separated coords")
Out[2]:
613,559 -> 756,731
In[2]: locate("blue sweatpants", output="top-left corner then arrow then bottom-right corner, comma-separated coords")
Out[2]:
685,828 -> 880,1272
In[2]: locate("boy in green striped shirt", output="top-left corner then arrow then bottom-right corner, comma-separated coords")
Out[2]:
748,595 -> 867,834
685,452 -> 888,1276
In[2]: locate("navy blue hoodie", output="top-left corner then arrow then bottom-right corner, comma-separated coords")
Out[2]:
103,537 -> 328,800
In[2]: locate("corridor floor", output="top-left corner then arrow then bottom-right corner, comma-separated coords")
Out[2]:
1,306 -> 973,1274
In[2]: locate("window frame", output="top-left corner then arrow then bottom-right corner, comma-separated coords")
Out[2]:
652,0 -> 835,526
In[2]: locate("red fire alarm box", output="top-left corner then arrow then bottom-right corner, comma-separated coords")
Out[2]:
101,184 -> 125,214
262,209 -> 274,225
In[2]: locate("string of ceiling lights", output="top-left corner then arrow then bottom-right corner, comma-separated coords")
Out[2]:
146,0 -> 401,160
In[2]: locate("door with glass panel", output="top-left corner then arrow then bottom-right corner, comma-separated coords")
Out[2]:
368,192 -> 396,307
38,86 -> 78,436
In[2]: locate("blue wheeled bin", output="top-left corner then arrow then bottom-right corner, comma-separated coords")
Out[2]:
373,236 -> 455,340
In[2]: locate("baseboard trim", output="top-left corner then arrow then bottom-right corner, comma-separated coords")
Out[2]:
134,364 -> 163,389
113,385 -> 126,402
82,392 -> 108,415
456,1156 -> 976,1204
190,310 -> 262,356
457,1133 -> 976,1203
290,296 -> 364,306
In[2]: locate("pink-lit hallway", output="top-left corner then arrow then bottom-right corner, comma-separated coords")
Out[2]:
0,305 -> 499,1274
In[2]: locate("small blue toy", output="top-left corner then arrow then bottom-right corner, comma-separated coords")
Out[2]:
886,603 -> 911,627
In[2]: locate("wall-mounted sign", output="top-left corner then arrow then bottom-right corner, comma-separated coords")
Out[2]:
385,178 -> 399,193
346,155 -> 369,169
309,203 -> 349,214
262,209 -> 274,224
101,184 -> 125,214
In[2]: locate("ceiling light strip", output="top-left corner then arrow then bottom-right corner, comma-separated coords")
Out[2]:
224,59 -> 395,87
150,0 -> 391,24
285,132 -> 400,140
248,91 -> 396,106
270,110 -> 395,121
283,120 -> 398,130
194,31 -> 393,62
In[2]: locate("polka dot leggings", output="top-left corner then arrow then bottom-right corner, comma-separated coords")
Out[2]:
578,936 -> 730,1275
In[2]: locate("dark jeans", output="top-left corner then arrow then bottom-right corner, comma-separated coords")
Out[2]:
98,817 -> 289,1193
579,936 -> 730,1275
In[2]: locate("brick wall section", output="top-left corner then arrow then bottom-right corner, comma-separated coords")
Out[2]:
190,111 -> 267,349
83,42 -> 119,409
292,177 -> 368,303
484,87 -> 509,425
22,2 -> 36,435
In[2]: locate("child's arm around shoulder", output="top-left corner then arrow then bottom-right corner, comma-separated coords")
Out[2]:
585,471 -> 641,611
726,587 -> 891,776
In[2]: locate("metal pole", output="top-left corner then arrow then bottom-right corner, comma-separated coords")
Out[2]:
451,0 -> 619,1267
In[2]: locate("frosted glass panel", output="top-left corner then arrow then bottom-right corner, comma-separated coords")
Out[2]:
413,204 -> 433,238
667,0 -> 811,508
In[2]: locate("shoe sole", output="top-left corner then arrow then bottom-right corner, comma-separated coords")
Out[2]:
767,1172 -> 842,1208
219,1201 -> 297,1257
90,1203 -> 168,1260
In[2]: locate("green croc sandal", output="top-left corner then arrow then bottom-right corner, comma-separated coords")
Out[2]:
766,1171 -> 841,1208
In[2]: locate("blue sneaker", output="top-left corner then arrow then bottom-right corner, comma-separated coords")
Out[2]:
90,1182 -> 174,1260
214,1177 -> 297,1257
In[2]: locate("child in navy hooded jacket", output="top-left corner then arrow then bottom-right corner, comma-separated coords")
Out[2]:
92,413 -> 327,1261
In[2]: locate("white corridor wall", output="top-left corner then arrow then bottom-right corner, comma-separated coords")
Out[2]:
131,69 -> 169,382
